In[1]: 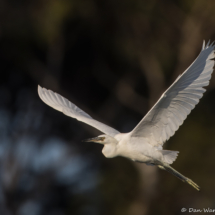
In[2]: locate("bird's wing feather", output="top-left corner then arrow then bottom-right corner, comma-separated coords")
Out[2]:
38,86 -> 120,137
130,41 -> 215,147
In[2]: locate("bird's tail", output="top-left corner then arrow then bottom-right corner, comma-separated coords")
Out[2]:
158,163 -> 200,191
159,150 -> 179,164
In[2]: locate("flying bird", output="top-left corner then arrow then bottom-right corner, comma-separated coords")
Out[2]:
38,41 -> 215,191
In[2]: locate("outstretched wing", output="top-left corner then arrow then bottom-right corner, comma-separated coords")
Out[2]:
130,41 -> 215,147
38,86 -> 120,137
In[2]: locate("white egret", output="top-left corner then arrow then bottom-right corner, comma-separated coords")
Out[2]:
38,41 -> 215,191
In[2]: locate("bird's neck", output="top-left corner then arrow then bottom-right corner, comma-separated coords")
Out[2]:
102,143 -> 118,158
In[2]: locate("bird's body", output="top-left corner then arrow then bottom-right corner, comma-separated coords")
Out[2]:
104,133 -> 164,164
38,41 -> 215,191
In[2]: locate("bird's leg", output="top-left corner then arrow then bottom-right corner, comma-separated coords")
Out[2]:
158,163 -> 200,191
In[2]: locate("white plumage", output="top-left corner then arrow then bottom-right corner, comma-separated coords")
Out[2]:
38,41 -> 215,191
131,40 -> 214,147
38,86 -> 120,137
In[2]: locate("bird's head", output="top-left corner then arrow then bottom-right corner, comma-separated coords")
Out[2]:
83,135 -> 118,158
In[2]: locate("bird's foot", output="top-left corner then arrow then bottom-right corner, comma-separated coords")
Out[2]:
185,178 -> 200,191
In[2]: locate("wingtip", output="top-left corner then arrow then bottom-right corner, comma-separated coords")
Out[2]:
206,40 -> 211,48
202,40 -> 205,50
38,85 -> 44,99
38,85 -> 41,94
202,40 -> 215,50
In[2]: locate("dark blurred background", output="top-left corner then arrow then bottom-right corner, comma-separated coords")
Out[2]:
1,0 -> 215,214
